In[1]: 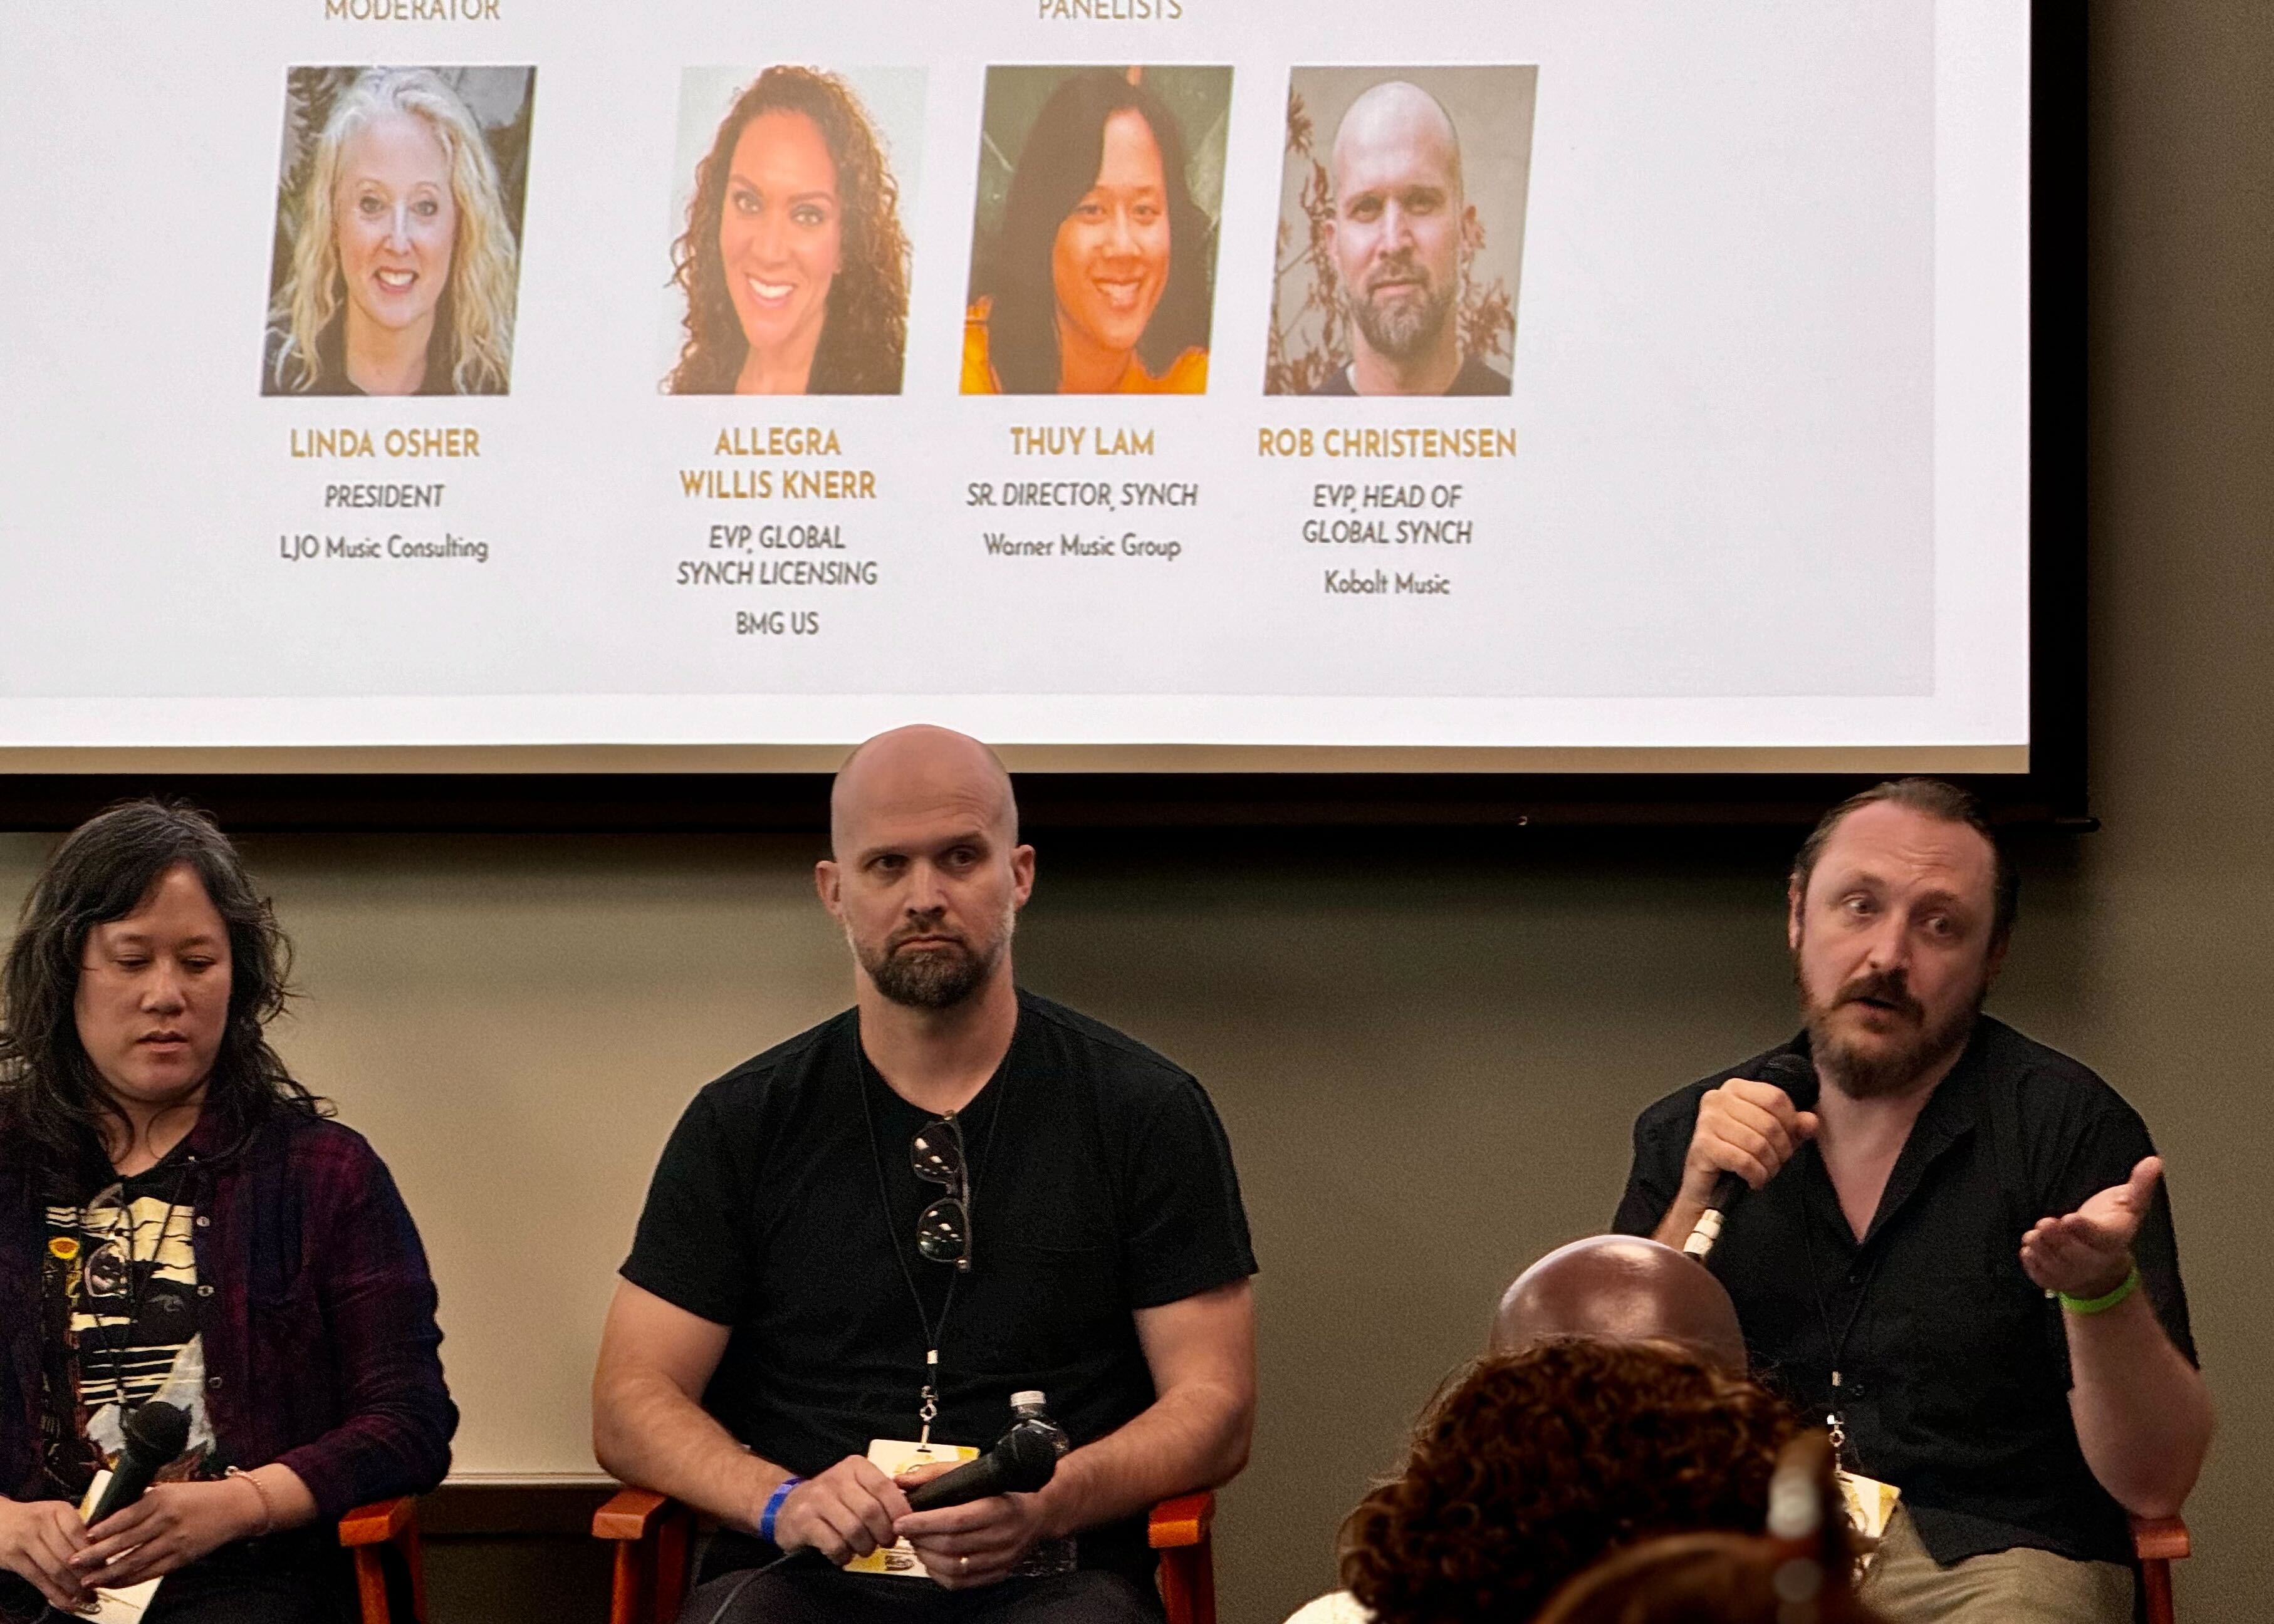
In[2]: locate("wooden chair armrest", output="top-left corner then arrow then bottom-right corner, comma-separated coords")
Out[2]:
597,1487 -> 696,1624
593,1487 -> 681,1542
338,1497 -> 417,1548
339,1497 -> 427,1624
1149,1491 -> 1215,1550
2131,1514 -> 2191,1563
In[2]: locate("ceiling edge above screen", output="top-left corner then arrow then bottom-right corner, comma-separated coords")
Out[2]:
0,4 -> 2084,831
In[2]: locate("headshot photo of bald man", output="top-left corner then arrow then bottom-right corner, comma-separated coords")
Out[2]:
1265,66 -> 1535,397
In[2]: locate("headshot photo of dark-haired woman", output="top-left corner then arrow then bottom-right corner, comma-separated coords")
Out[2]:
963,66 -> 1228,395
262,66 -> 531,397
665,66 -> 915,395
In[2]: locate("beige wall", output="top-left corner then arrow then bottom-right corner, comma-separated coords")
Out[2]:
2,2 -> 2265,1618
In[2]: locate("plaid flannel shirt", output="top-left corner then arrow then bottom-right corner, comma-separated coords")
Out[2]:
2,1108 -> 456,1523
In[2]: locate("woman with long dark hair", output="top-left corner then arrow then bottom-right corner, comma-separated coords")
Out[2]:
665,66 -> 912,395
0,802 -> 454,1623
963,70 -> 1215,394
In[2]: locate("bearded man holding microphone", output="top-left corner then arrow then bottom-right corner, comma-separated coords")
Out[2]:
1614,779 -> 2212,1624
593,726 -> 1256,1623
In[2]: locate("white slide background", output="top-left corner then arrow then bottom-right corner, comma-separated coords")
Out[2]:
0,1 -> 2030,760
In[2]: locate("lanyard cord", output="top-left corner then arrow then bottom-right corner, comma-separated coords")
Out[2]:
855,1039 -> 1011,1445
1795,1158 -> 1890,1472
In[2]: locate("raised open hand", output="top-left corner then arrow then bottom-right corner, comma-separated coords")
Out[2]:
2020,1155 -> 2162,1300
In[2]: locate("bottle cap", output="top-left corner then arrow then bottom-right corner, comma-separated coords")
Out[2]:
1010,1390 -> 1046,1410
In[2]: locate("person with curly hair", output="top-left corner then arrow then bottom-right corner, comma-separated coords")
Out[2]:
963,70 -> 1214,395
264,68 -> 520,396
1285,1341 -> 1799,1624
1533,1533 -> 1891,1624
666,67 -> 911,395
0,802 -> 454,1623
1535,1433 -> 1885,1624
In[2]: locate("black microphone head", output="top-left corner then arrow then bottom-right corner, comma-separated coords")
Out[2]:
993,1422 -> 1061,1494
123,1401 -> 190,1462
1756,1052 -> 1820,1113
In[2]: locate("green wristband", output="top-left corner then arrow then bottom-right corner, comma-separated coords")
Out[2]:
2058,1266 -> 2141,1315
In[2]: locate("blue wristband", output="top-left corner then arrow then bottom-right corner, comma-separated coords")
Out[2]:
759,1476 -> 801,1545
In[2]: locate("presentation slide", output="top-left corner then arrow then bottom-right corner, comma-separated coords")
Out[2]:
0,3 -> 2033,773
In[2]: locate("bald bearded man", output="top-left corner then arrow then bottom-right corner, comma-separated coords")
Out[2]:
593,727 -> 1256,1623
1489,1236 -> 1749,1372
1312,80 -> 1510,397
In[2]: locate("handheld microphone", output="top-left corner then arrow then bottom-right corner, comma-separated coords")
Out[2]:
87,1401 -> 191,1525
751,1423 -> 1065,1587
904,1422 -> 1061,1512
1683,1053 -> 1818,1262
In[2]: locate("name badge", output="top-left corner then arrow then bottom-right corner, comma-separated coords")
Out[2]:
845,1437 -> 980,1578
1837,1467 -> 1901,1569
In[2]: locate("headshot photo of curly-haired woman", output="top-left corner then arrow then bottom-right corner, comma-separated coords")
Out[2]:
261,66 -> 532,397
663,66 -> 919,396
963,65 -> 1228,396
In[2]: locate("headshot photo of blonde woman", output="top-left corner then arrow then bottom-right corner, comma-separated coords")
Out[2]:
662,65 -> 921,396
963,65 -> 1229,396
261,66 -> 533,397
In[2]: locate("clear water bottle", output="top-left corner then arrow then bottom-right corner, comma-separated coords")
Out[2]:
1007,1390 -> 1077,1577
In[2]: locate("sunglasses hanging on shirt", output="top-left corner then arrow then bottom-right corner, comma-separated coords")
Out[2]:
911,1116 -> 972,1271
858,1043 -> 1013,1444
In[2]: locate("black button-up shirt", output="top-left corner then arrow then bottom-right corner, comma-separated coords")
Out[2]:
1614,1016 -> 2195,1566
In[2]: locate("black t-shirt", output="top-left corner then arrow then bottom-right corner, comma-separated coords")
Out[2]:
622,990 -> 1256,1579
1308,351 -> 1513,396
1613,1016 -> 2195,1566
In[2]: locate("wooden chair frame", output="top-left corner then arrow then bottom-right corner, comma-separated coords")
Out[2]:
339,1496 -> 429,1624
1148,1491 -> 1214,1624
593,1487 -> 1216,1624
2132,1514 -> 2189,1624
331,1491 -> 2171,1624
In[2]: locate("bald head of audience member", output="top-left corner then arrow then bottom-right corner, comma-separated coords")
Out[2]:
818,725 -> 1033,1011
1492,1235 -> 1750,1373
1327,80 -> 1473,393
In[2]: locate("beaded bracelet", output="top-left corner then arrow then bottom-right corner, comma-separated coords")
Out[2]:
226,1466 -> 276,1536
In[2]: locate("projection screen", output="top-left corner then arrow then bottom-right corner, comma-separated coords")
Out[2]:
0,3 -> 2057,792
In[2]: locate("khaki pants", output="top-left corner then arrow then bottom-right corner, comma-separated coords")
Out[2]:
1859,1506 -> 2134,1624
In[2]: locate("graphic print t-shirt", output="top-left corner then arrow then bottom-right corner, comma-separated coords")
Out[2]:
39,1160 -> 223,1501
